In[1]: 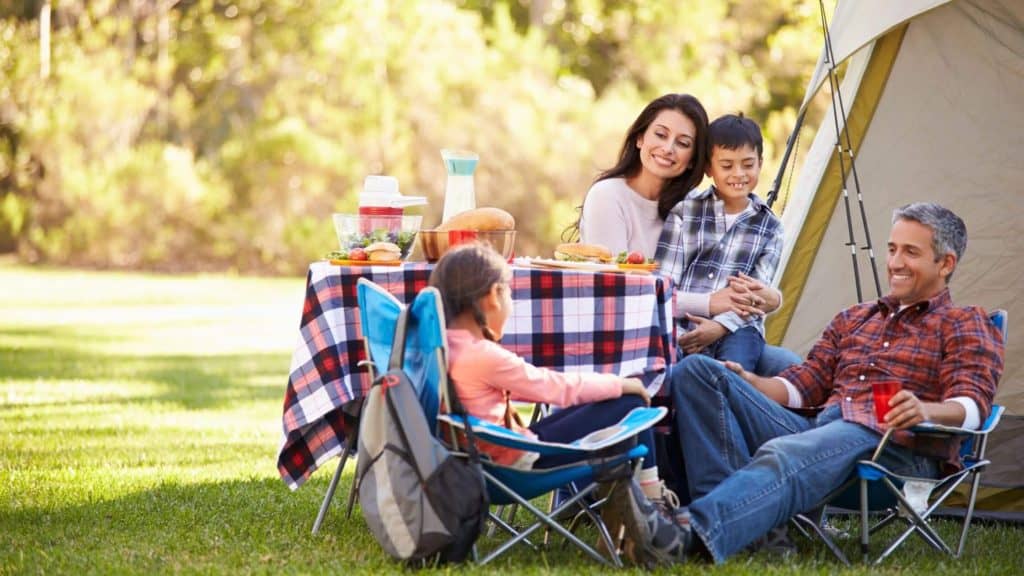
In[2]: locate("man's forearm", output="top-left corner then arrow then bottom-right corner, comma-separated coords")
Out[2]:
744,373 -> 790,405
923,400 -> 967,427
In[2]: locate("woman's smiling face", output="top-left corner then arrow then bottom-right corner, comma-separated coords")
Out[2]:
635,109 -> 697,183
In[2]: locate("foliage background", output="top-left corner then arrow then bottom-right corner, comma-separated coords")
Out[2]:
1,0 -> 834,275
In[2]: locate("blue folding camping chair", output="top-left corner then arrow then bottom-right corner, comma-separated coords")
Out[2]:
794,309 -> 1008,565
311,280 -> 403,534
354,279 -> 667,565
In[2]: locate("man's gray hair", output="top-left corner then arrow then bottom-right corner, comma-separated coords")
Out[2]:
892,202 -> 967,275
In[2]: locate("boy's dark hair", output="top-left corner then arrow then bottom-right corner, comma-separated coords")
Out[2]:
708,113 -> 763,159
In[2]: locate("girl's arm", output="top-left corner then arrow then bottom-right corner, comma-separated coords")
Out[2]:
485,344 -> 623,407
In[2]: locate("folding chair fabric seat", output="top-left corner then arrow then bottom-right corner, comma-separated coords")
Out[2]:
439,410 -> 664,505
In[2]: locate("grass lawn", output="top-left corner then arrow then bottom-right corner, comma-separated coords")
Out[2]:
1,263 -> 1021,575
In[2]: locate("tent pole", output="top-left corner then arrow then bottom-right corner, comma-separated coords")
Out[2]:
767,107 -> 806,210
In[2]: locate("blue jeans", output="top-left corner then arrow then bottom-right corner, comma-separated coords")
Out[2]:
530,396 -> 656,470
669,355 -> 939,563
754,344 -> 802,377
706,325 -> 764,372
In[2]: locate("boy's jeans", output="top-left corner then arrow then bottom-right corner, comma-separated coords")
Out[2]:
708,325 -> 764,372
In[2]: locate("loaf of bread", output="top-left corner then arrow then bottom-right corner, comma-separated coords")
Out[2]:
436,207 -> 515,231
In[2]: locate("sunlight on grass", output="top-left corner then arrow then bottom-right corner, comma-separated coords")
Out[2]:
1,263 -> 1021,575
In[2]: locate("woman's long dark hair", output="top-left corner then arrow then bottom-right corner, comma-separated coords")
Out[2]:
564,93 -> 709,241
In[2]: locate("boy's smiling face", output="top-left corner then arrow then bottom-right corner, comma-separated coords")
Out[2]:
706,144 -> 761,210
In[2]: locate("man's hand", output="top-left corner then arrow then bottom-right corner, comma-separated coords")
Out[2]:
620,377 -> 651,406
721,359 -> 790,405
884,390 -> 929,429
678,314 -> 727,354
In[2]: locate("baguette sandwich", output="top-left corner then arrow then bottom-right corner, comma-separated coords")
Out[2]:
553,242 -> 613,263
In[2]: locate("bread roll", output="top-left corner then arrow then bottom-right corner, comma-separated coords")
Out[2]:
553,242 -> 613,263
436,207 -> 515,231
366,241 -> 401,261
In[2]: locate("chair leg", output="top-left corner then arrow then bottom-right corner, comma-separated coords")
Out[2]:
312,444 -> 351,535
860,478 -> 870,562
873,477 -> 950,565
345,454 -> 359,520
478,473 -> 613,566
956,470 -> 983,558
793,513 -> 850,566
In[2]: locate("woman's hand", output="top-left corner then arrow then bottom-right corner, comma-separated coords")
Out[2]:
620,378 -> 651,406
677,314 -> 728,354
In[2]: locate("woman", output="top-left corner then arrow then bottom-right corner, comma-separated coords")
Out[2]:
570,93 -> 709,258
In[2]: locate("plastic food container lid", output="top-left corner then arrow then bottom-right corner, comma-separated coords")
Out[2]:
359,175 -> 427,208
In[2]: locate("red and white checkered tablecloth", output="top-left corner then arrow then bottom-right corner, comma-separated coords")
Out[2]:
278,261 -> 675,489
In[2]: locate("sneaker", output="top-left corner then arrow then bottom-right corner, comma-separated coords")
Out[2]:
644,479 -> 690,526
600,478 -> 696,568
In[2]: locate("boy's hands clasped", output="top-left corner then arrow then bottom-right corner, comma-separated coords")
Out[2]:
709,273 -> 776,318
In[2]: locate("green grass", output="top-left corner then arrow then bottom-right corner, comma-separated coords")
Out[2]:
1,263 -> 1021,575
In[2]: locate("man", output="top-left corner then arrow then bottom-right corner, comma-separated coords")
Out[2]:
665,202 -> 1005,562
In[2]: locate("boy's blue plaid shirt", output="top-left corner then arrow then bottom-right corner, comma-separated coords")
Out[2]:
654,186 -> 783,334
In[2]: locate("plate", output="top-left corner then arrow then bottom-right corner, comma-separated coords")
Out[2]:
617,262 -> 659,272
513,257 -> 618,272
328,258 -> 402,267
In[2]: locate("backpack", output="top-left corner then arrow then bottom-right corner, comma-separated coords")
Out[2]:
356,308 -> 488,564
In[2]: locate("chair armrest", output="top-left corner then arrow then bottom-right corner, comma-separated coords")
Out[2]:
438,407 -> 667,457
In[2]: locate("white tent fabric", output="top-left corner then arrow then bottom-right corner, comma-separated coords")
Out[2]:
775,0 -> 1024,411
799,0 -> 951,111
771,0 -> 1023,519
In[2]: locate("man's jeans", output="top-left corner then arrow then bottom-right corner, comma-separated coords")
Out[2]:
669,355 -> 939,563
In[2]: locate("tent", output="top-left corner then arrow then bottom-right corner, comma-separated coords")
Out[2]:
767,0 -> 1024,521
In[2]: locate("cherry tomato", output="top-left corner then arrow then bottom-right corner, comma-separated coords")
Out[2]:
349,247 -> 368,261
626,251 -> 645,264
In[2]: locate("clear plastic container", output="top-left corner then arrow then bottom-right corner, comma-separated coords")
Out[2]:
440,149 -> 479,223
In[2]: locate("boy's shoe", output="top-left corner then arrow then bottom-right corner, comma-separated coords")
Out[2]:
600,478 -> 696,568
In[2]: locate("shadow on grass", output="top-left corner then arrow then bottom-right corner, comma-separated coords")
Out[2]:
0,326 -> 289,411
0,474 -> 394,574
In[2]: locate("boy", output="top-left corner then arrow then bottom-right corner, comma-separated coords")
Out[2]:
654,113 -> 783,371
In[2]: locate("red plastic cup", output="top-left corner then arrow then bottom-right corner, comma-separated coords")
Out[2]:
447,230 -> 479,246
872,381 -> 902,423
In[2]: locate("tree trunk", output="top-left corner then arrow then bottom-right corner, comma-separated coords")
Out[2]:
39,0 -> 51,79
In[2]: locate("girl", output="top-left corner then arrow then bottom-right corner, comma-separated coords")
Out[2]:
428,242 -> 673,503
